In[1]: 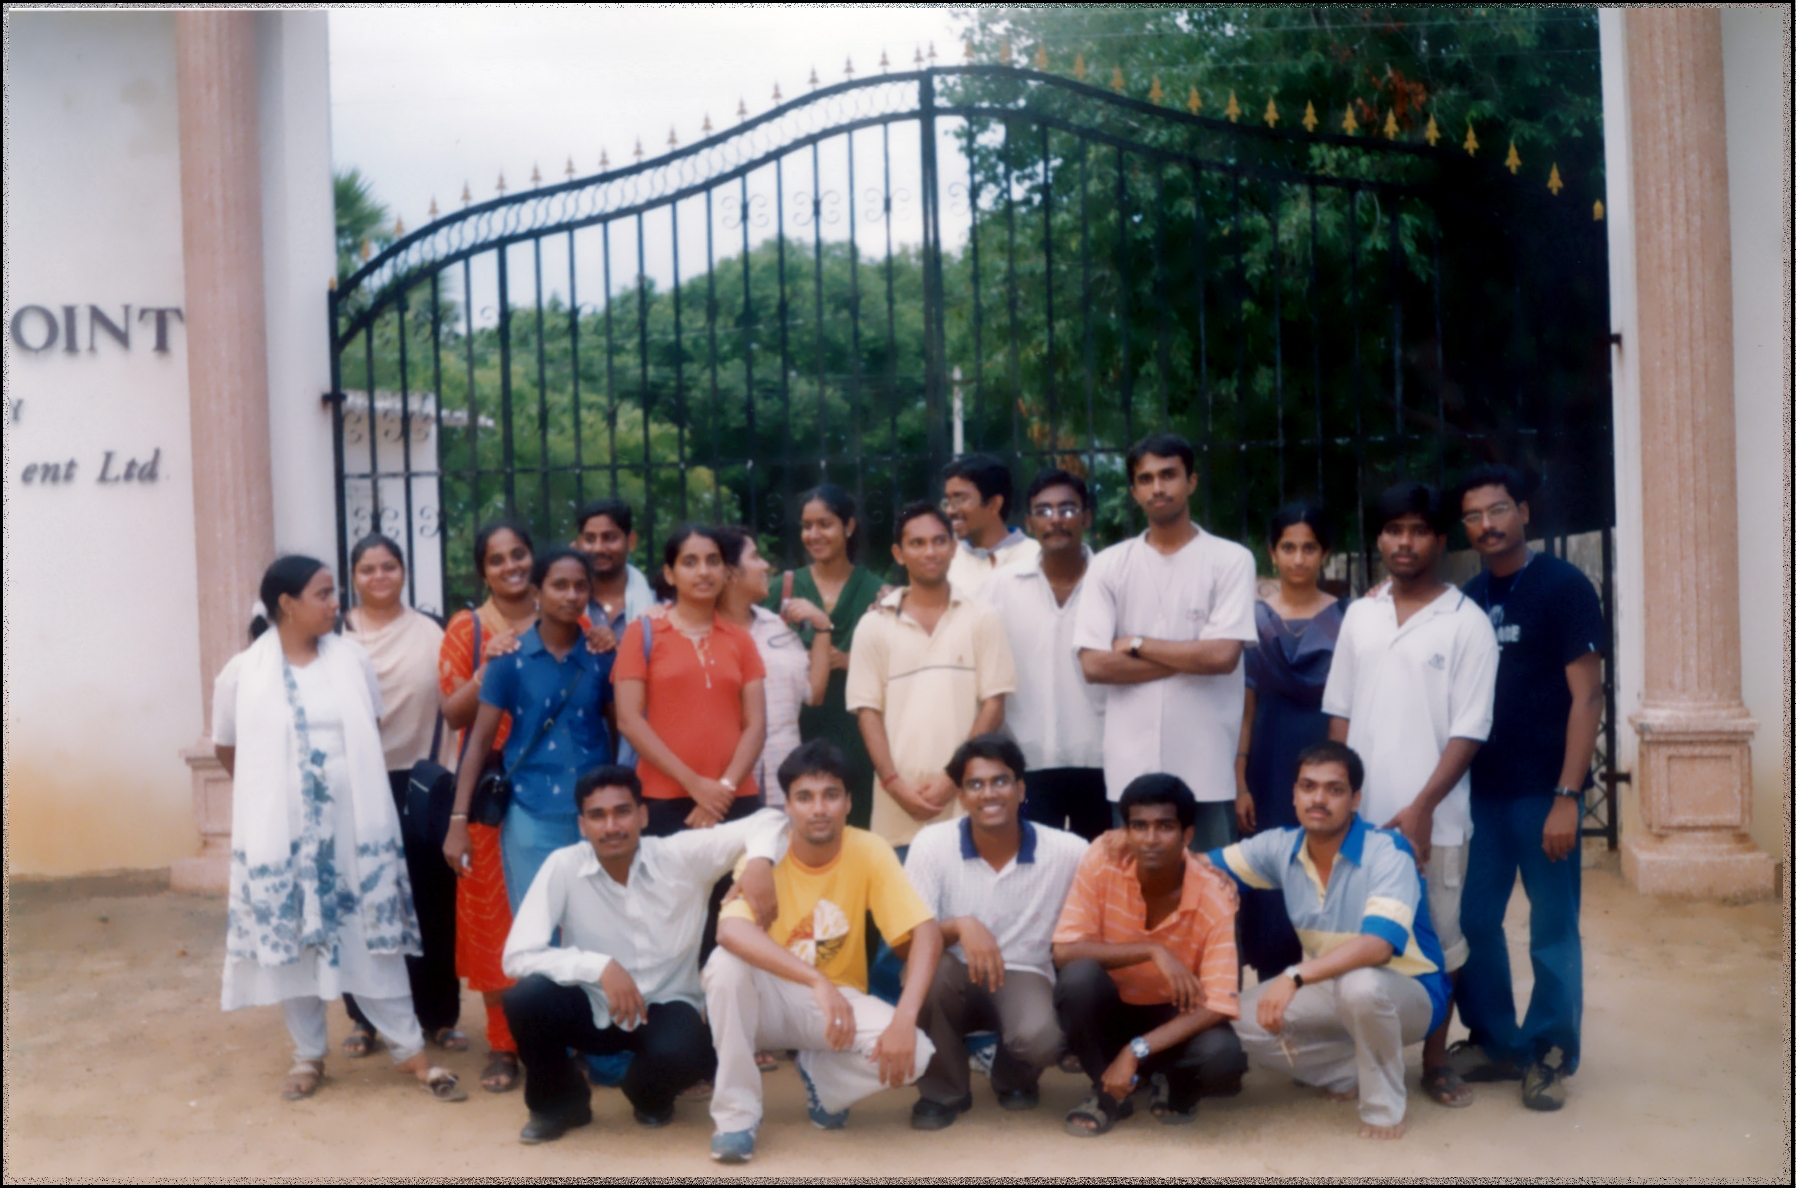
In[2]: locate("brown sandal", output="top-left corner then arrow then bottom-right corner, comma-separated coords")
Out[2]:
426,1027 -> 470,1052
481,1050 -> 520,1093
283,1060 -> 324,1100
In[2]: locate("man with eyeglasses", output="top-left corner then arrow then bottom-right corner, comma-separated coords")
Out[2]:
903,735 -> 1089,1129
1449,465 -> 1604,1112
942,453 -> 1041,596
976,469 -> 1110,840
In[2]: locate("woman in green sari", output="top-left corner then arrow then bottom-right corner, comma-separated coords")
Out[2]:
766,484 -> 884,829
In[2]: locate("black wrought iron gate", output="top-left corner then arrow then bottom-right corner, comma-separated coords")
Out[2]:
328,64 -> 1620,845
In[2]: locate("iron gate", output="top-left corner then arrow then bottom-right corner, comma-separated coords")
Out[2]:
328,63 -> 1620,845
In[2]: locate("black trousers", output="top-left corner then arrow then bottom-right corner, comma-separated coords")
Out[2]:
1053,959 -> 1246,1111
503,975 -> 716,1118
348,769 -> 460,1035
1021,767 -> 1112,842
643,793 -> 765,965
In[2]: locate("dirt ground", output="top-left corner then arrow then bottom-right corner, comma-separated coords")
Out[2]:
3,854 -> 1789,1181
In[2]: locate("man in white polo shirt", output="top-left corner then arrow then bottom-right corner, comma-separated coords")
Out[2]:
978,468 -> 1109,840
1074,433 -> 1257,852
1322,479 -> 1498,1111
943,453 -> 1041,595
905,735 -> 1088,1129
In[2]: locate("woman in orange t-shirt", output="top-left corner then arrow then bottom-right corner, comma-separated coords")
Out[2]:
436,519 -> 535,1094
613,525 -> 768,838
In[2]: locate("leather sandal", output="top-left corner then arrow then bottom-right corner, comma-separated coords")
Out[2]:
423,1067 -> 468,1102
481,1050 -> 520,1093
340,1026 -> 378,1059
282,1060 -> 324,1101
1422,1063 -> 1474,1108
426,1027 -> 470,1052
1063,1091 -> 1133,1137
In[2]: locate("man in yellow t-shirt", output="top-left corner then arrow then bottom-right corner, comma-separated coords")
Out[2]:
703,740 -> 944,1164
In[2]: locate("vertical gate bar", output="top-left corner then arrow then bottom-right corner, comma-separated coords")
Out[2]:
568,230 -> 584,508
1005,124 -> 1021,466
882,125 -> 900,520
969,117 -> 985,452
1349,188 -> 1367,586
920,70 -> 948,478
1309,182 -> 1323,503
1079,141 -> 1096,479
1432,223 -> 1447,487
1115,148 -> 1132,453
497,245 -> 517,516
706,189 -> 723,517
846,131 -> 866,516
1192,163 -> 1211,525
671,202 -> 688,521
739,175 -> 759,533
327,285 -> 349,589
636,213 -> 654,555
776,157 -> 794,533
811,140 -> 828,492
603,223 -> 620,498
396,288 -> 417,608
533,238 -> 551,527
1153,167 -> 1171,433
364,315 -> 381,535
1231,169 -> 1247,544
1389,196 -> 1405,480
462,259 -> 479,592
430,273 -> 447,614
1040,124 -> 1058,465
1271,184 -> 1286,506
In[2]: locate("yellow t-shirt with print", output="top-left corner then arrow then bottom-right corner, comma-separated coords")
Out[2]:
720,827 -> 934,994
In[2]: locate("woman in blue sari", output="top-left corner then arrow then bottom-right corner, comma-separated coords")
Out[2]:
1234,503 -> 1347,978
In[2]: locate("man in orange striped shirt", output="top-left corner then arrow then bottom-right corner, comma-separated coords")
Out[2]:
1050,773 -> 1247,1136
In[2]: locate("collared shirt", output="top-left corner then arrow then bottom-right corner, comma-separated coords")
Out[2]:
845,586 -> 1018,845
977,553 -> 1105,771
905,817 -> 1088,982
1051,844 -> 1241,1016
502,808 -> 789,1029
947,529 -> 1042,596
747,605 -> 810,806
1321,586 -> 1498,845
479,626 -> 614,816
588,563 -> 658,768
1071,526 -> 1258,802
1210,817 -> 1451,1032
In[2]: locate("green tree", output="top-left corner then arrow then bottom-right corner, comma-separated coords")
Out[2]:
336,167 -> 395,283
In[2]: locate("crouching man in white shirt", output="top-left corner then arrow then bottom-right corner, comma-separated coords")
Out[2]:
502,763 -> 788,1144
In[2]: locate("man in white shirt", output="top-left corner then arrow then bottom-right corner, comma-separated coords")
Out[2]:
501,764 -> 788,1143
1322,480 -> 1498,1111
943,453 -> 1041,594
1074,433 -> 1258,851
979,468 -> 1109,839
906,735 -> 1088,1129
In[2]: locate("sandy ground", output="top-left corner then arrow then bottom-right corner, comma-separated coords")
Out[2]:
3,854 -> 1790,1181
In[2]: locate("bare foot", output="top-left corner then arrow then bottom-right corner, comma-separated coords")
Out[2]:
1321,1086 -> 1359,1103
1360,1120 -> 1406,1140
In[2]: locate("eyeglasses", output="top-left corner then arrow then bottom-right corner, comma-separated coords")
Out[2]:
1460,502 -> 1515,527
941,491 -> 981,510
1028,503 -> 1084,520
962,774 -> 1016,795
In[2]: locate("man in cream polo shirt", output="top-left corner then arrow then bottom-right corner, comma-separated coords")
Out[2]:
848,501 -> 1018,848
1323,480 -> 1498,1111
1074,433 -> 1257,852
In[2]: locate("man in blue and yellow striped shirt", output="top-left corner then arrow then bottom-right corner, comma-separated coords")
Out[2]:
1207,741 -> 1448,1140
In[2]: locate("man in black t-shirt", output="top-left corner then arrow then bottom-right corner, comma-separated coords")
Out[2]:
1450,465 -> 1605,1113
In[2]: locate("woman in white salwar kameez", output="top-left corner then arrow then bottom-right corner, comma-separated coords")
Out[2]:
212,555 -> 467,1104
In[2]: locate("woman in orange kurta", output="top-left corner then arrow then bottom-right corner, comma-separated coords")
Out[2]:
437,519 -> 537,1093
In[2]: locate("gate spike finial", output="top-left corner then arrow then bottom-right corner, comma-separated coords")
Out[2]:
1302,100 -> 1318,132
461,181 -> 472,206
736,97 -> 748,120
914,44 -> 924,67
668,125 -> 679,147
1034,43 -> 1048,70
566,156 -> 576,179
808,65 -> 819,89
1592,199 -> 1605,221
600,147 -> 611,169
1110,66 -> 1124,93
773,81 -> 783,102
1188,85 -> 1202,114
1073,53 -> 1086,82
844,56 -> 854,79
702,112 -> 713,134
962,36 -> 973,62
1263,96 -> 1279,127
496,171 -> 507,195
998,38 -> 1011,65
1149,75 -> 1164,104
1424,113 -> 1440,146
1547,162 -> 1563,195
1382,109 -> 1399,139
634,138 -> 644,161
360,237 -> 372,261
880,48 -> 890,72
428,196 -> 439,219
1504,139 -> 1521,174
530,162 -> 542,186
928,41 -> 936,63
1224,89 -> 1240,122
393,215 -> 405,237
1463,120 -> 1479,155
1342,105 -> 1359,135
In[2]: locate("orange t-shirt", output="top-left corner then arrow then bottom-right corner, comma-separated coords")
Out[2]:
440,607 -> 515,753
612,612 -> 766,801
1051,844 -> 1241,1016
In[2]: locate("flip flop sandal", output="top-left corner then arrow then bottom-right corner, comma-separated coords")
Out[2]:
481,1050 -> 520,1093
754,1050 -> 781,1072
283,1060 -> 324,1101
341,1027 -> 379,1059
424,1067 -> 468,1102
1148,1072 -> 1198,1125
1063,1091 -> 1134,1137
1422,1064 -> 1474,1108
426,1027 -> 470,1052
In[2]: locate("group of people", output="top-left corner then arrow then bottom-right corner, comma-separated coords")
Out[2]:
212,432 -> 1603,1160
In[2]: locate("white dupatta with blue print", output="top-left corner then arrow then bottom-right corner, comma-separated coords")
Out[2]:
223,631 -> 420,967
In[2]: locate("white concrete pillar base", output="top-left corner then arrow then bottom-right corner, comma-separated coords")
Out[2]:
1621,831 -> 1775,900
172,740 -> 232,895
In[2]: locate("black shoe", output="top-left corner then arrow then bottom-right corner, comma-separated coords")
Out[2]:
519,1106 -> 594,1144
634,1104 -> 676,1128
996,1086 -> 1040,1111
910,1094 -> 974,1130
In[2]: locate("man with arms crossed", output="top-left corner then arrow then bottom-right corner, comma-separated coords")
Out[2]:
500,765 -> 787,1143
1051,773 -> 1247,1136
1218,741 -> 1452,1140
942,453 -> 1040,595
1322,480 -> 1498,1109
905,734 -> 1089,1128
1451,465 -> 1604,1111
1075,433 -> 1257,850
848,501 -> 1017,848
703,740 -> 945,1163
979,468 -> 1110,840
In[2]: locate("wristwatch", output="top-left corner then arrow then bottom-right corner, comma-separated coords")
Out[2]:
1553,785 -> 1582,801
1129,1036 -> 1152,1060
1282,965 -> 1305,989
1128,636 -> 1145,659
